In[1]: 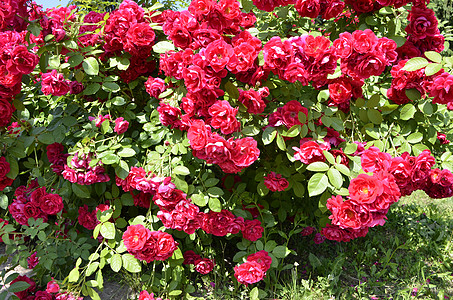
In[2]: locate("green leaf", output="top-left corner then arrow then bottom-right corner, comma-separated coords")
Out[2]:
308,173 -> 328,197
407,132 -> 423,144
68,268 -> 79,282
6,157 -> 18,179
276,134 -> 286,151
242,125 -> 260,136
68,54 -> 83,67
402,57 -> 428,71
121,193 -> 134,206
86,262 -> 99,276
204,178 -> 219,187
38,132 -> 54,144
425,63 -> 442,76
83,57 -> 99,76
225,81 -> 240,100
272,245 -> 290,258
250,287 -> 259,300
100,222 -> 115,240
72,183 -> 91,199
335,163 -> 350,176
152,41 -> 175,53
0,194 -> 8,210
367,109 -> 383,125
28,22 -> 41,37
83,83 -> 100,95
262,127 -> 277,145
308,253 -> 322,269
366,94 -> 380,108
405,89 -> 421,101
425,51 -> 442,63
323,151 -> 335,165
207,187 -> 224,197
191,193 -> 208,207
327,168 -> 343,189
102,82 -> 120,92
101,153 -> 118,165
298,111 -> 307,124
282,125 -> 301,137
115,160 -> 129,180
208,197 -> 222,212
173,165 -> 190,176
343,143 -> 358,155
8,281 -> 31,293
292,181 -> 305,198
400,103 -> 416,120
122,254 -> 141,273
307,162 -> 329,172
117,147 -> 136,157
110,254 -> 122,272
257,181 -> 269,197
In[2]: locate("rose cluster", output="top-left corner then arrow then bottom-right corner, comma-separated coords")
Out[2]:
9,181 -> 64,226
183,250 -> 215,274
264,172 -> 289,192
62,152 -> 110,185
30,5 -> 77,44
122,224 -> 178,263
10,274 -> 79,300
103,0 -> 157,83
333,29 -> 397,81
295,0 -> 345,19
322,147 -> 453,242
234,250 -> 272,286
46,143 -> 69,175
116,166 -> 163,194
344,0 -> 411,15
78,203 -> 110,231
0,29 -> 39,127
78,11 -> 106,47
263,34 -> 337,88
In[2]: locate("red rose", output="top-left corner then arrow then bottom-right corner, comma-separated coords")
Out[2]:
348,174 -> 384,204
145,77 -> 167,99
242,219 -> 264,241
303,35 -> 331,59
126,22 -> 155,47
247,250 -> 272,272
295,0 -> 321,18
230,137 -> 260,168
78,205 -> 98,230
6,45 -> 39,75
183,250 -> 201,265
321,0 -> 345,19
281,100 -> 308,128
389,157 -> 413,193
411,150 -> 435,186
188,119 -> 210,150
114,117 -> 129,134
205,39 -> 234,73
234,261 -> 265,286
35,291 -> 53,300
293,140 -> 329,164
430,72 -> 453,105
333,32 -> 354,58
23,202 -> 43,220
405,6 -> 439,40
144,230 -> 178,261
201,209 -> 236,236
194,258 -> 215,274
0,98 -> 14,127
189,0 -> 214,18
264,172 -> 289,192
352,29 -> 378,54
39,193 -> 64,215
123,224 -> 152,251
321,224 -> 352,242
361,147 -> 392,173
0,156 -> 10,178
41,70 -> 70,97
183,65 -> 206,92
157,103 -> 182,129
283,62 -> 309,85
329,79 -> 352,104
263,37 -> 293,71
46,143 -> 64,164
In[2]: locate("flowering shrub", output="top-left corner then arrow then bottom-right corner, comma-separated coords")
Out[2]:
1,0 -> 453,299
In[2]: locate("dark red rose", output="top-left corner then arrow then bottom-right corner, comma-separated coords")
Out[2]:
40,193 -> 64,215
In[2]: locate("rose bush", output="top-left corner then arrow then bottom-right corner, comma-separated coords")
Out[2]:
0,0 -> 453,298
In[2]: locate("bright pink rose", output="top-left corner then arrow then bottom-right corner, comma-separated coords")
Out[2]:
46,280 -> 60,293
145,77 -> 167,99
234,261 -> 265,286
194,258 -> 215,274
348,174 -> 384,204
114,117 -> 129,134
293,140 -> 329,164
208,100 -> 240,135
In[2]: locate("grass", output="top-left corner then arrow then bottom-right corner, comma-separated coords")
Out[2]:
271,190 -> 453,300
